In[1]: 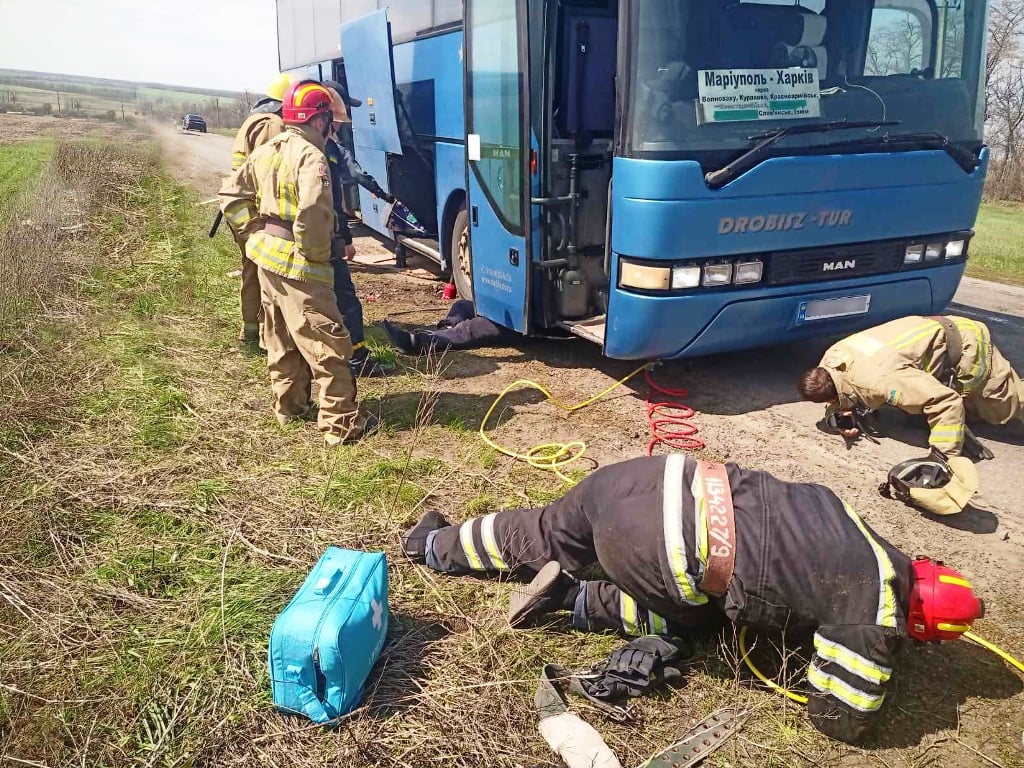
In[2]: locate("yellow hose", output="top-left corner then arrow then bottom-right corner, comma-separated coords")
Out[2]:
478,364 -> 650,484
739,626 -> 1024,705
964,630 -> 1024,674
738,626 -> 809,704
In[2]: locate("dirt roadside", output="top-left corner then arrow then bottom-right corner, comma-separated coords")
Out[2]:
155,123 -> 1024,760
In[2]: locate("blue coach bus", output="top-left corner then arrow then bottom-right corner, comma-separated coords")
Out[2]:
276,0 -> 989,360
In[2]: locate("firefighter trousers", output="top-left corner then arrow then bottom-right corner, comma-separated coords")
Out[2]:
331,239 -> 365,349
425,456 -> 719,636
965,345 -> 1024,426
257,267 -> 364,441
237,238 -> 262,331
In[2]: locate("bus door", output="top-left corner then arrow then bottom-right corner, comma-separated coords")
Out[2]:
464,0 -> 533,333
340,9 -> 402,237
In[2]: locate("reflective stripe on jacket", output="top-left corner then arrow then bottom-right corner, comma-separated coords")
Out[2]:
230,112 -> 285,170
660,457 -> 911,744
820,315 -> 993,455
219,124 -> 336,286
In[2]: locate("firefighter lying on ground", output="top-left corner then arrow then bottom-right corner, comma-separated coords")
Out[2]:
381,299 -> 515,355
322,81 -> 395,378
228,73 -> 290,343
402,454 -> 984,744
219,80 -> 374,445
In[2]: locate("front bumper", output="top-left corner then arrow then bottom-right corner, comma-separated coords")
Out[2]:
603,261 -> 965,359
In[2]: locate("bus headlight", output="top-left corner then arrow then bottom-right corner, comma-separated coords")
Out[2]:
671,265 -> 701,289
925,243 -> 944,261
702,263 -> 733,287
734,260 -> 764,284
945,239 -> 966,258
619,260 -> 671,290
904,245 -> 924,264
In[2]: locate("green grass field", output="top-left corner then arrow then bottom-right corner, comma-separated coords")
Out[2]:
0,138 -> 54,211
969,202 -> 1024,285
0,74 -> 246,127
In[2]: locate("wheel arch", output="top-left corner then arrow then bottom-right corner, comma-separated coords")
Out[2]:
439,189 -> 467,273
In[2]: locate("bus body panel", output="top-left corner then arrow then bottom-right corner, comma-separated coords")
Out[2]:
340,10 -> 404,154
392,29 -> 467,258
467,165 -> 530,333
353,148 -> 393,237
611,152 -> 987,260
604,264 -> 965,359
392,31 -> 465,142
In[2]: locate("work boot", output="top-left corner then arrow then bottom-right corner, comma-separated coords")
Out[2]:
381,320 -> 422,355
324,414 -> 381,446
275,404 -> 318,426
401,510 -> 451,563
508,561 -> 580,629
350,347 -> 395,377
238,322 -> 260,344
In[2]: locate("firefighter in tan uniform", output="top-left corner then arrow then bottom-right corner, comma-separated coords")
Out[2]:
228,73 -> 290,343
800,315 -> 1023,453
219,80 -> 372,444
799,315 -> 1023,514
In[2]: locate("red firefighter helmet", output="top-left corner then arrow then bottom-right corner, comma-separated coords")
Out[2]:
907,556 -> 984,642
281,80 -> 333,125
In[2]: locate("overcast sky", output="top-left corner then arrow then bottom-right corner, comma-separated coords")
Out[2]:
0,0 -> 281,93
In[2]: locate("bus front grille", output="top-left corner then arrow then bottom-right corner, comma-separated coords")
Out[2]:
766,241 -> 904,286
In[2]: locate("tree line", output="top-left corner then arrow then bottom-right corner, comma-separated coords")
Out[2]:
865,0 -> 1024,200
986,0 -> 1024,200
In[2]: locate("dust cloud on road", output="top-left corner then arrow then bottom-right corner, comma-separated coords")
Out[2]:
150,120 -> 233,197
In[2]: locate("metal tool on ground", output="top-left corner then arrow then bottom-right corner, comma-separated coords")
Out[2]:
535,663 -> 748,768
639,708 -> 751,768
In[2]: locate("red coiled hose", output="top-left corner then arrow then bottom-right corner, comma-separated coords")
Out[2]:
644,366 -> 704,455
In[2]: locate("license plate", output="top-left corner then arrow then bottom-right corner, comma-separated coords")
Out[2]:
797,294 -> 871,323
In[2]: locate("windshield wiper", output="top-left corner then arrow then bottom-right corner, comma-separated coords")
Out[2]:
820,131 -> 980,173
704,120 -> 900,189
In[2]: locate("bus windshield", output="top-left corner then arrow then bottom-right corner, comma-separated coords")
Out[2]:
625,0 -> 987,167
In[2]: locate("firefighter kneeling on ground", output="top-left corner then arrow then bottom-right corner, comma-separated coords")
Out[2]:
799,314 -> 1024,514
402,454 -> 984,744
219,80 -> 375,445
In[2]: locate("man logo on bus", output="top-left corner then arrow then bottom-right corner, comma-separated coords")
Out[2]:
822,259 -> 857,272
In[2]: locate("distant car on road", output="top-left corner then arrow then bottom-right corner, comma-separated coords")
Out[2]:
181,114 -> 207,133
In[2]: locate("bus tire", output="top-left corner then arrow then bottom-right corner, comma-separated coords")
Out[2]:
450,206 -> 473,302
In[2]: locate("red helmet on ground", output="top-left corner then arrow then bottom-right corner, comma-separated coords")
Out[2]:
907,556 -> 984,642
281,80 -> 333,125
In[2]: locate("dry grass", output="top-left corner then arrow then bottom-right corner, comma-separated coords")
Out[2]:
0,131 -> 1019,768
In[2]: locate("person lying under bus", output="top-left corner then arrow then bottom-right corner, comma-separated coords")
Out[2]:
381,299 -> 516,355
401,454 -> 984,745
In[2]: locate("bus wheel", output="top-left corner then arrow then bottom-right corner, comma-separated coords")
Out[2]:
450,207 -> 473,301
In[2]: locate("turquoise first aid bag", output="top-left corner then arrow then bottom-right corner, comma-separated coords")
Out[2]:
268,547 -> 389,724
